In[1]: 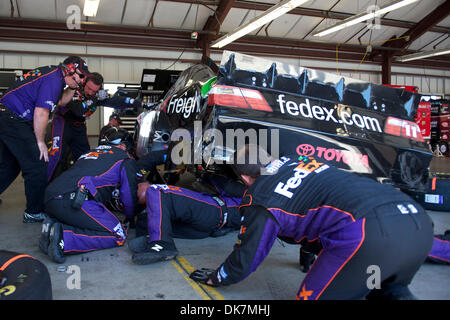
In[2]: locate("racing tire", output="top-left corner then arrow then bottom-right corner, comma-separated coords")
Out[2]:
404,177 -> 450,211
0,251 -> 52,300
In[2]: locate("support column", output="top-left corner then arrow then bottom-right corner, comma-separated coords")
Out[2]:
382,53 -> 392,85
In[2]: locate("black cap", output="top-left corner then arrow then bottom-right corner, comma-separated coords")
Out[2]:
109,113 -> 123,125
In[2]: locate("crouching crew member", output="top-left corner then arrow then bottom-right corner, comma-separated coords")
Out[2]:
190,145 -> 434,300
40,127 -> 137,263
129,174 -> 246,265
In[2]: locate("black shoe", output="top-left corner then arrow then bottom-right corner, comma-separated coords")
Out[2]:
48,222 -> 66,264
39,217 -> 57,255
128,235 -> 150,253
23,211 -> 46,223
299,247 -> 316,273
132,241 -> 178,265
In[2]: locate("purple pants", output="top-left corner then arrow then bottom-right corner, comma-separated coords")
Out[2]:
428,236 -> 450,264
45,198 -> 126,254
145,185 -> 240,245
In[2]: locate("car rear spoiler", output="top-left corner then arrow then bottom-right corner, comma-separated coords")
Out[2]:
217,51 -> 422,121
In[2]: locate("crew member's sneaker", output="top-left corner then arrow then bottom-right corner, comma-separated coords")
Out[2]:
128,235 -> 150,253
23,211 -> 46,223
132,241 -> 178,265
48,222 -> 66,264
39,217 -> 57,255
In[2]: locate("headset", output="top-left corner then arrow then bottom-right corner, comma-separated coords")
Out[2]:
60,56 -> 90,88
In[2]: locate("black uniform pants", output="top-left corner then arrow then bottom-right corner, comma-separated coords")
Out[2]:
63,122 -> 90,160
144,186 -> 240,246
307,203 -> 434,300
0,106 -> 47,213
45,198 -> 126,253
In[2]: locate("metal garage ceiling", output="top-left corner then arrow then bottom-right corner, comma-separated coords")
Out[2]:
0,0 -> 449,71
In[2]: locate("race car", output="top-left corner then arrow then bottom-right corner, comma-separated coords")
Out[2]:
135,51 -> 432,193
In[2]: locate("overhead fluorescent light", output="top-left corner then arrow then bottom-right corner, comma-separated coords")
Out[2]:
211,0 -> 311,48
313,0 -> 419,37
83,0 -> 100,17
396,47 -> 450,62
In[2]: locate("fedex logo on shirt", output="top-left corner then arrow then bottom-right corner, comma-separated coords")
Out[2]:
264,156 -> 290,175
45,100 -> 57,112
274,157 -> 329,198
19,109 -> 31,118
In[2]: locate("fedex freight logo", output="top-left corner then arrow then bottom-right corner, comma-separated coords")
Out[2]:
296,144 -> 370,169
277,94 -> 382,133
165,91 -> 200,119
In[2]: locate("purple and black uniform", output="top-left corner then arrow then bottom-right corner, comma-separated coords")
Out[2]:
44,145 -> 137,254
1,66 -> 64,119
0,65 -> 65,214
143,175 -> 246,246
48,91 -> 141,181
210,155 -> 434,300
427,231 -> 450,265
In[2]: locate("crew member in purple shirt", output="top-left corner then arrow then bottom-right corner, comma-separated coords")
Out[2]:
0,56 -> 90,222
39,127 -> 138,263
190,145 -> 434,300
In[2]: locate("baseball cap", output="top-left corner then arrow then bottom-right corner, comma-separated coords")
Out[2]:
110,113 -> 123,125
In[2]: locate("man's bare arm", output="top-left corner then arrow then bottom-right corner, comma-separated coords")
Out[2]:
33,107 -> 50,162
57,87 -> 76,107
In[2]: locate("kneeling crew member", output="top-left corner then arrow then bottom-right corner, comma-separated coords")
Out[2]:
190,145 -> 434,300
129,175 -> 246,265
40,127 -> 138,263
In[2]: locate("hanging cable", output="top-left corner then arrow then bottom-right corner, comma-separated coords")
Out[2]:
162,49 -> 186,71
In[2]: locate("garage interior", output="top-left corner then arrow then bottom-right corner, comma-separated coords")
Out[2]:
0,0 -> 449,301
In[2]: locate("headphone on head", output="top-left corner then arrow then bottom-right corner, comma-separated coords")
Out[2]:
61,56 -> 90,87
100,126 -> 135,153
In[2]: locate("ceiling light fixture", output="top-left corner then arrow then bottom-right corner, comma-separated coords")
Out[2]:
313,0 -> 419,37
396,47 -> 450,62
211,0 -> 311,49
83,0 -> 100,17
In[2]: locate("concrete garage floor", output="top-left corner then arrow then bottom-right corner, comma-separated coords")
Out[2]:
0,176 -> 449,301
